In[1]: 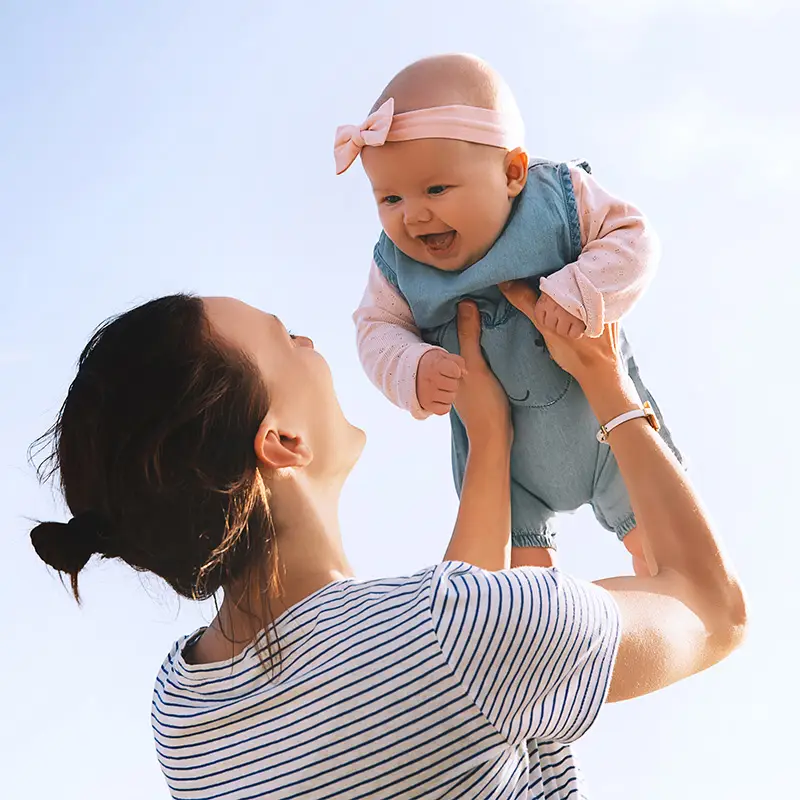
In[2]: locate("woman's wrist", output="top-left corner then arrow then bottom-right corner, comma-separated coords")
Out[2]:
578,370 -> 642,426
453,420 -> 512,572
466,417 -> 513,454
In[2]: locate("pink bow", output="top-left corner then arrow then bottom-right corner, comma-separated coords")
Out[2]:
334,98 -> 394,175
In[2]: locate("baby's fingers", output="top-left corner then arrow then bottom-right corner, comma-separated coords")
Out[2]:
439,355 -> 466,379
432,387 -> 457,407
567,322 -> 585,340
435,374 -> 461,394
555,313 -> 574,337
428,400 -> 454,416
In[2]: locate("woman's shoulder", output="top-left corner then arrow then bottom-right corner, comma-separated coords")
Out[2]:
427,562 -> 618,634
154,567 -> 446,674
321,562 -> 571,623
153,564 -> 586,689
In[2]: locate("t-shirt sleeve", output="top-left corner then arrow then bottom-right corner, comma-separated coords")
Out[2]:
429,562 -> 621,746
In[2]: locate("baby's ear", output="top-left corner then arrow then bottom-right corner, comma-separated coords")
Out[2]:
505,148 -> 529,197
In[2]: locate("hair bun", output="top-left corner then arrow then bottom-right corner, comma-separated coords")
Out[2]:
30,512 -> 107,575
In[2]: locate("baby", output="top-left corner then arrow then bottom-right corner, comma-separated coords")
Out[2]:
336,54 -> 681,574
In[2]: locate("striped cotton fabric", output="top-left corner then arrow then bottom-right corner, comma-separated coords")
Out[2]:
152,562 -> 620,799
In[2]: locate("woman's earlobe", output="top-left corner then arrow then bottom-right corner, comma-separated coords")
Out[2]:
254,425 -> 313,470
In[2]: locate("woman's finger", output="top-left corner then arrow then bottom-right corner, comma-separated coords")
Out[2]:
456,302 -> 484,367
498,280 -> 539,324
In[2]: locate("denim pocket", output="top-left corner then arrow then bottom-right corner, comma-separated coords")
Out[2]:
429,304 -> 573,409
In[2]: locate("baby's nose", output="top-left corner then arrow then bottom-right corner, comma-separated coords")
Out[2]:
403,201 -> 433,226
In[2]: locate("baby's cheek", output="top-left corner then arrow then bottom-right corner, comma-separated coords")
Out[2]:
377,208 -> 392,233
465,207 -> 504,259
378,214 -> 402,244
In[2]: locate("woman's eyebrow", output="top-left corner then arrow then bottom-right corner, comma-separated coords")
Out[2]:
269,314 -> 294,340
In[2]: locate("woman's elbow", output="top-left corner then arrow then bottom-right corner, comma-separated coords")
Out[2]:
712,577 -> 749,656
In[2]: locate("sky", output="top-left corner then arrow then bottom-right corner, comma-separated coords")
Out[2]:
1,1 -> 797,797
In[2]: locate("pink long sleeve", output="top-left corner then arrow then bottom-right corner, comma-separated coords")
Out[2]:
353,261 -> 441,420
538,165 -> 660,337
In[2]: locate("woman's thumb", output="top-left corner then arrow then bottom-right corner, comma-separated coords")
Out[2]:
456,301 -> 483,364
498,280 -> 539,323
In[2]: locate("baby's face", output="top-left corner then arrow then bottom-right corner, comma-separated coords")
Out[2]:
362,138 -> 521,272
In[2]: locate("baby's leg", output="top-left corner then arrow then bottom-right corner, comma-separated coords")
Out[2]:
510,483 -> 558,569
511,546 -> 557,568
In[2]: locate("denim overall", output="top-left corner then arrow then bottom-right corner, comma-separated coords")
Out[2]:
373,160 -> 681,548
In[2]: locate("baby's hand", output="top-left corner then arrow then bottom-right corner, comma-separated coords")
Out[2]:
416,349 -> 467,416
534,293 -> 586,339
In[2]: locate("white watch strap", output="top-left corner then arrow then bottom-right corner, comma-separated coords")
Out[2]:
596,407 -> 648,443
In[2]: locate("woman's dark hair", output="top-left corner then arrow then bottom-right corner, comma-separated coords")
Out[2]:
29,294 -> 280,663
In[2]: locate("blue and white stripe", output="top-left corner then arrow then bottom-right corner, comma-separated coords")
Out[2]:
152,563 -> 620,799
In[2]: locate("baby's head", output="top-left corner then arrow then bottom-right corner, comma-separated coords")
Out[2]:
338,54 -> 528,272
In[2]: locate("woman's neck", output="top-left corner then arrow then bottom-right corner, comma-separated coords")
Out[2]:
270,471 -> 354,607
189,471 -> 353,664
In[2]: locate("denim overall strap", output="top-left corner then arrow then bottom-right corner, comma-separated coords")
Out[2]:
372,160 -> 587,328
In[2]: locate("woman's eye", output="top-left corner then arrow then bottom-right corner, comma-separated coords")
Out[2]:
383,195 -> 402,205
427,185 -> 448,196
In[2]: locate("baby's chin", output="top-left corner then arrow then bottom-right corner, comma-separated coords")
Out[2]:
406,237 -> 486,273
420,249 -> 486,273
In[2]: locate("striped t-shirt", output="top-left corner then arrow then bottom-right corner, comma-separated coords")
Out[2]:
152,562 -> 621,799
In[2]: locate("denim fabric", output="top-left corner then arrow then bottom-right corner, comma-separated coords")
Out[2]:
374,160 -> 681,547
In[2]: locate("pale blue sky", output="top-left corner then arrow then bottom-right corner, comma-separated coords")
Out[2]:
2,1 -> 797,797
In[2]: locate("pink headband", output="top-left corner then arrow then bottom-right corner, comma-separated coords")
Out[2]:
334,97 -> 525,175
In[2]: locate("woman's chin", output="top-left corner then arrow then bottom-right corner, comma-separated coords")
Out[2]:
345,423 -> 367,468
322,419 -> 366,481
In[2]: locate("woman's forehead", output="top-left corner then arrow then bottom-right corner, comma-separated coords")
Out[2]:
203,297 -> 279,347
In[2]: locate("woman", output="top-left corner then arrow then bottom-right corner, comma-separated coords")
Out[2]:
30,284 -> 746,799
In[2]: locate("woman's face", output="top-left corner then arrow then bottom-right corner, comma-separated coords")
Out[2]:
203,297 -> 365,480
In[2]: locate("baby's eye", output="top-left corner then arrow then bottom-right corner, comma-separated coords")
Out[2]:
287,329 -> 297,340
427,185 -> 448,196
382,195 -> 402,205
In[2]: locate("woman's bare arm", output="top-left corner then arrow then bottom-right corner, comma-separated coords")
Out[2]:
443,303 -> 513,572
585,369 -> 746,701
500,281 -> 748,702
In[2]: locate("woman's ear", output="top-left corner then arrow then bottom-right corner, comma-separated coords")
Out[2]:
254,421 -> 313,470
505,147 -> 529,198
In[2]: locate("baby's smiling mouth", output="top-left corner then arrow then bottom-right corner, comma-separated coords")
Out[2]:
419,231 -> 456,253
